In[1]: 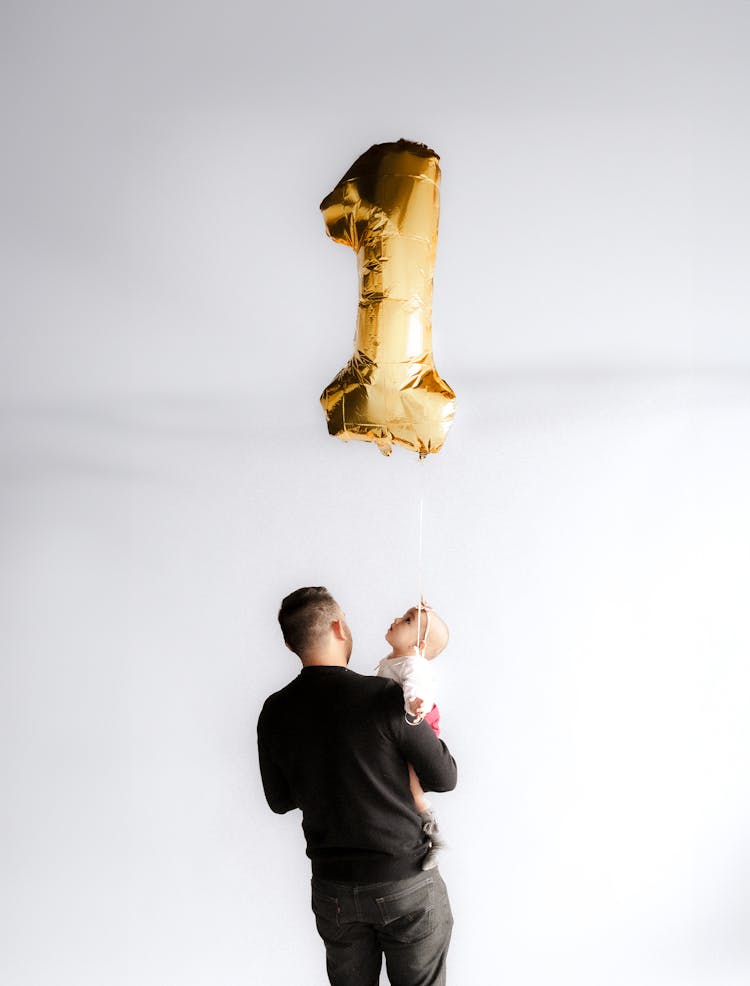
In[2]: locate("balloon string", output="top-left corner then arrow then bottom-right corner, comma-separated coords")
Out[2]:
416,458 -> 426,648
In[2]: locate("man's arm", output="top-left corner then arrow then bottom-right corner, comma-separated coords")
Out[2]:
257,709 -> 296,814
404,730 -> 457,793
386,687 -> 457,793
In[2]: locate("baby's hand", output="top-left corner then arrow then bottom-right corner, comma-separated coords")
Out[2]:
408,697 -> 426,718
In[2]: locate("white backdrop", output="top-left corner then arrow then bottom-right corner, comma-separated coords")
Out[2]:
2,2 -> 750,984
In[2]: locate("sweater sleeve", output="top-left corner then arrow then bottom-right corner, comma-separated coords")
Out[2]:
384,686 -> 457,793
257,705 -> 296,814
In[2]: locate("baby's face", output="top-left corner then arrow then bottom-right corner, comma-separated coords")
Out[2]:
385,607 -> 422,656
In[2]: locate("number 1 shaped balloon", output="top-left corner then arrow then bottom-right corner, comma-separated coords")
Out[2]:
319,140 -> 456,456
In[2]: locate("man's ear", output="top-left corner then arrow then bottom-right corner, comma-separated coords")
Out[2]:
332,619 -> 346,641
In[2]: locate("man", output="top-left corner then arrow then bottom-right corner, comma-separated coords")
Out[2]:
257,586 -> 458,986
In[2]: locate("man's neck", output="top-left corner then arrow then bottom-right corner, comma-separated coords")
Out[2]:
300,653 -> 348,669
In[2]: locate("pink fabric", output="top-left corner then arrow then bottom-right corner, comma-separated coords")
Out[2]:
425,704 -> 440,737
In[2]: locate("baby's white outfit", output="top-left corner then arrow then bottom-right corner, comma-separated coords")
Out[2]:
375,653 -> 435,716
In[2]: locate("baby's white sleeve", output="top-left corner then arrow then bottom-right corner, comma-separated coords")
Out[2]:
399,656 -> 436,710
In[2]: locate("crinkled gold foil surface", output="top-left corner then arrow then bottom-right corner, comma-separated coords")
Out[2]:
320,140 -> 456,456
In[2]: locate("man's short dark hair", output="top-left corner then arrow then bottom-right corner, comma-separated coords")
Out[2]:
278,586 -> 340,657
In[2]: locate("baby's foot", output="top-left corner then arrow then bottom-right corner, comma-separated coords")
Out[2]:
420,810 -> 446,870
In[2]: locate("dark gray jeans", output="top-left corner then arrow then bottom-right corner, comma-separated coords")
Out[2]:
310,870 -> 453,986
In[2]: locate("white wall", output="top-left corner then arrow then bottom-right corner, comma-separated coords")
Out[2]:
2,2 -> 749,984
3,374 -> 749,984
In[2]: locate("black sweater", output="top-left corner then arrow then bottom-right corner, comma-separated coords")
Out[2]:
257,665 -> 458,882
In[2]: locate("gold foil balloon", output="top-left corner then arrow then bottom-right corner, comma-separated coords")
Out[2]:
320,140 -> 456,456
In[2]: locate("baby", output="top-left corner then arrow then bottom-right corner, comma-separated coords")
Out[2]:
375,600 -> 449,870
